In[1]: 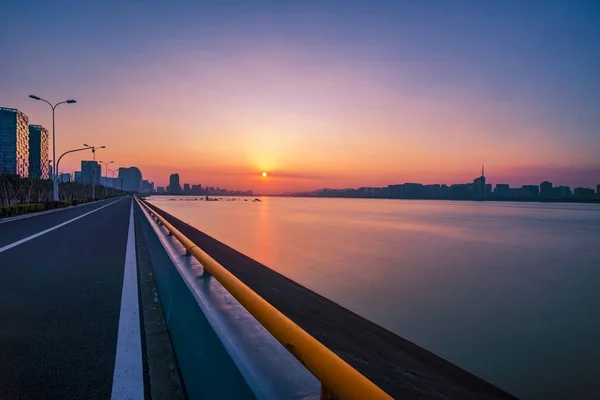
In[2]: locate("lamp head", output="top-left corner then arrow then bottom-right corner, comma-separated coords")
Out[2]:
66,99 -> 76,104
29,95 -> 41,100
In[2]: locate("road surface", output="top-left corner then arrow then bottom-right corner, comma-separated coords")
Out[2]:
0,197 -> 142,399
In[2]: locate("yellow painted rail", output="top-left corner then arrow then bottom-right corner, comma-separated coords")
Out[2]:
136,197 -> 393,400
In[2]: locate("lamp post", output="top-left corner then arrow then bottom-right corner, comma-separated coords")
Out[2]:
108,168 -> 117,196
55,147 -> 93,201
29,95 -> 76,201
83,144 -> 105,198
98,160 -> 114,198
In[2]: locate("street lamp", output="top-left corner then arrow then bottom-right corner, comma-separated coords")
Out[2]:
55,146 -> 93,200
108,168 -> 117,196
83,144 -> 105,198
29,94 -> 76,201
98,160 -> 114,198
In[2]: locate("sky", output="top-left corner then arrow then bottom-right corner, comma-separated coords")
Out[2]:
1,0 -> 599,193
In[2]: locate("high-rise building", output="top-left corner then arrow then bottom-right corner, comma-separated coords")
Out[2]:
28,125 -> 49,179
472,165 -> 486,199
74,171 -> 82,183
183,183 -> 191,193
118,167 -> 142,191
169,173 -> 181,193
0,107 -> 30,177
59,173 -> 71,183
540,181 -> 553,198
157,186 -> 166,194
597,184 -> 600,197
81,161 -> 101,184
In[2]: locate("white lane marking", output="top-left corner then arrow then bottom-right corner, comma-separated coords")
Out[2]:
0,197 -> 125,254
111,198 -> 144,400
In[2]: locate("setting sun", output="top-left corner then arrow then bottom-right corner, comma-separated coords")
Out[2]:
262,172 -> 267,177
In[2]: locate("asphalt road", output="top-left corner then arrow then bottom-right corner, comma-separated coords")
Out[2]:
0,197 -> 132,399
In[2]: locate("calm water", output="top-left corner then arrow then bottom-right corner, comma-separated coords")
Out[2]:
148,196 -> 600,399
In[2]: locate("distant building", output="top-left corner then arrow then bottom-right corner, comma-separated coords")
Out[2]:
540,181 -> 553,199
494,184 -> 510,198
157,186 -> 166,194
0,107 -> 30,177
472,165 -> 486,199
81,161 -> 101,185
183,183 -> 191,193
59,173 -> 71,183
597,184 -> 600,197
191,184 -> 202,194
100,176 -> 118,188
388,184 -> 404,199
450,184 -> 470,199
140,179 -> 154,193
521,185 -> 539,198
28,124 -> 49,179
118,167 -> 142,192
574,187 -> 594,200
403,183 -> 424,199
74,171 -> 82,183
168,173 -> 181,193
552,186 -> 572,199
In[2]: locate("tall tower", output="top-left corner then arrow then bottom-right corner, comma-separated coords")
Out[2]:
473,165 -> 486,200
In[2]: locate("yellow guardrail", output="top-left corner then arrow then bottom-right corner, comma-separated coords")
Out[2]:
136,197 -> 393,400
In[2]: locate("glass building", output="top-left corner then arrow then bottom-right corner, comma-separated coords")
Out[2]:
0,107 -> 30,177
28,124 -> 50,179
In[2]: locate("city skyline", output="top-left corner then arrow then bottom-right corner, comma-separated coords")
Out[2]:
1,2 -> 599,193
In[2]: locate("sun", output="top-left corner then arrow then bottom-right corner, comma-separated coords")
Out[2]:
262,172 -> 267,177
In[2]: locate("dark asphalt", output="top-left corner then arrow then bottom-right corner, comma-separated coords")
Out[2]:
0,197 -> 131,399
0,198 -> 120,249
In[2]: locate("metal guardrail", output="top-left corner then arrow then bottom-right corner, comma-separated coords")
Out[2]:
136,197 -> 393,400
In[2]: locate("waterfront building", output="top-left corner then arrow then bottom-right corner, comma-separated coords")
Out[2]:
540,181 -> 553,199
28,124 -> 49,179
0,107 -> 29,177
169,173 -> 182,193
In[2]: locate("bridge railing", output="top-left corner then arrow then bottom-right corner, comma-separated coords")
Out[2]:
136,197 -> 392,400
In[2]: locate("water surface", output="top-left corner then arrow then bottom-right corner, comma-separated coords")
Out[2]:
148,196 -> 600,399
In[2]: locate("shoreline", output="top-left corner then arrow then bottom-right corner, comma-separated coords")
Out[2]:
143,200 -> 517,399
144,193 -> 600,205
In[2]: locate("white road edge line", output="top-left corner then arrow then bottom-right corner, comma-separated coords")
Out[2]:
0,197 -> 125,254
111,197 -> 144,400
